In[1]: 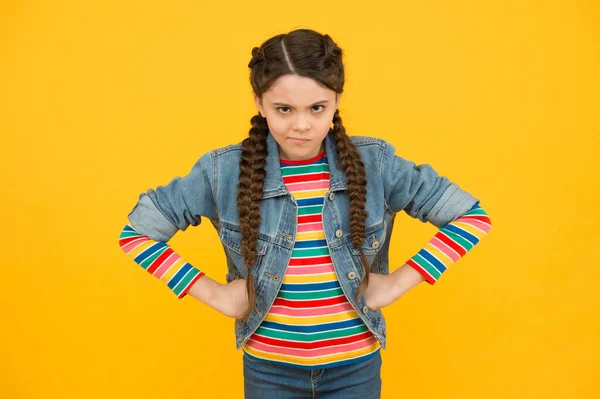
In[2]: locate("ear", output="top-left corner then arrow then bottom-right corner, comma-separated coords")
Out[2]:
335,92 -> 342,110
254,94 -> 264,117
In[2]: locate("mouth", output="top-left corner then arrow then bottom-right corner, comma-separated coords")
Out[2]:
288,137 -> 310,142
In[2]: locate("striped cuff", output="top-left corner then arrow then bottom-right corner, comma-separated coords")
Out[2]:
119,224 -> 204,298
406,202 -> 492,284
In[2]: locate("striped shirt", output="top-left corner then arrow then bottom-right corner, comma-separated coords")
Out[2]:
118,149 -> 492,363
406,202 -> 492,284
118,225 -> 204,298
241,149 -> 382,369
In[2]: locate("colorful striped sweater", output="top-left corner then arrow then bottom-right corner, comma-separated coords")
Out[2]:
118,225 -> 204,298
118,151 -> 492,358
241,150 -> 381,369
407,201 -> 491,284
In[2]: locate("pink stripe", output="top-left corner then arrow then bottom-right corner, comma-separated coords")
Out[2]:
269,302 -> 354,317
286,264 -> 334,275
287,180 -> 330,191
430,237 -> 461,262
153,252 -> 180,278
297,222 -> 324,232
246,335 -> 377,357
121,236 -> 150,253
455,217 -> 492,233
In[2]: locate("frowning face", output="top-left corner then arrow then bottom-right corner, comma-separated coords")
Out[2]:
254,74 -> 341,161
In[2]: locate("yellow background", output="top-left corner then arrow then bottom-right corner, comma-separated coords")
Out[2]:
1,1 -> 598,398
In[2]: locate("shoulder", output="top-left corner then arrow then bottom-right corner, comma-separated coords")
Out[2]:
210,141 -> 243,158
349,134 -> 393,162
349,134 -> 388,148
198,142 -> 243,166
183,141 -> 243,173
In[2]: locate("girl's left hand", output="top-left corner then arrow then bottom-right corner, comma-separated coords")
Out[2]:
362,272 -> 403,311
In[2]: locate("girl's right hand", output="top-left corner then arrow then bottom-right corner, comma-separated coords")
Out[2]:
211,279 -> 250,319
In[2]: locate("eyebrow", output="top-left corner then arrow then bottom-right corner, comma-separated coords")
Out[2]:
271,100 -> 329,107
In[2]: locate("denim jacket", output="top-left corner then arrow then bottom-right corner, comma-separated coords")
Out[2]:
127,129 -> 479,350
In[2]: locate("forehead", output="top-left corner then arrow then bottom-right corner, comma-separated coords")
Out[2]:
264,74 -> 335,104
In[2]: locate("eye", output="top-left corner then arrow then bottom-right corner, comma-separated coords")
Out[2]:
276,105 -> 326,114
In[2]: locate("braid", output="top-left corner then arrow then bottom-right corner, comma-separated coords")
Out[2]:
331,109 -> 371,303
237,113 -> 269,323
243,30 -> 364,319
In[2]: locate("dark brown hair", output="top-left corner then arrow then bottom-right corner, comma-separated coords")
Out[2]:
237,28 -> 371,323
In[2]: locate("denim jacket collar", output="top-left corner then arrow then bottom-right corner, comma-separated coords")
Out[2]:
262,128 -> 347,199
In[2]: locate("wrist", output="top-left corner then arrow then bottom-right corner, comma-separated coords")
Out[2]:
187,274 -> 220,306
391,263 -> 425,297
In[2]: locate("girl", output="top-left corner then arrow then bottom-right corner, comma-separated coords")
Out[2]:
119,28 -> 492,398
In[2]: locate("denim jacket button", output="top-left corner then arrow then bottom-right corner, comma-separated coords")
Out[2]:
362,305 -> 369,313
371,241 -> 379,249
328,192 -> 335,201
347,271 -> 356,280
335,229 -> 343,238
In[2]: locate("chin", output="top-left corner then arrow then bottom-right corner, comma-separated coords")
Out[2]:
281,149 -> 308,160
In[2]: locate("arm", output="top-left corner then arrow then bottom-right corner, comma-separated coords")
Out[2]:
381,140 -> 480,228
120,151 -> 219,299
379,139 -> 491,289
120,153 -> 251,317
392,202 -> 492,296
118,223 -> 218,301
363,203 -> 492,310
126,151 -> 218,242
119,223 -> 249,318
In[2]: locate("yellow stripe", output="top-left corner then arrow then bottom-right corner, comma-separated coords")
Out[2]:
423,242 -> 453,267
264,311 -> 358,325
296,231 -> 325,240
283,272 -> 337,284
292,189 -> 328,199
159,257 -> 186,283
127,240 -> 156,258
453,221 -> 487,237
242,339 -> 381,366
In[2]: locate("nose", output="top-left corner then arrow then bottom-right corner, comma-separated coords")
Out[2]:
293,113 -> 311,131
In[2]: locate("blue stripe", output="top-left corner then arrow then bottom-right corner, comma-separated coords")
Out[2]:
133,241 -> 167,263
444,224 -> 480,246
470,201 -> 481,210
297,197 -> 324,207
124,224 -> 137,232
260,317 -> 363,333
294,239 -> 328,249
280,281 -> 340,291
418,248 -> 447,274
167,262 -> 193,289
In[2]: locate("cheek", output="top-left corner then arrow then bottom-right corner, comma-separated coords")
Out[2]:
318,114 -> 334,128
311,112 -> 335,133
265,115 -> 290,135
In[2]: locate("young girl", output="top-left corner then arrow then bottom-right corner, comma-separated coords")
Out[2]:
119,28 -> 492,398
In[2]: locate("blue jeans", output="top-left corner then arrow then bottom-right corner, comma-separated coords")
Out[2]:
243,350 -> 382,398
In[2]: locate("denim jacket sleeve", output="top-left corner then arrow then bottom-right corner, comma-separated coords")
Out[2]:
127,151 -> 217,242
381,140 -> 480,228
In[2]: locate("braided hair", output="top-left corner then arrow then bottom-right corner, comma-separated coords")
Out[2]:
237,29 -> 370,323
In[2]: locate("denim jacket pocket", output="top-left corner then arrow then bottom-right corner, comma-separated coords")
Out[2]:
219,224 -> 269,282
219,225 -> 268,256
350,221 -> 387,256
